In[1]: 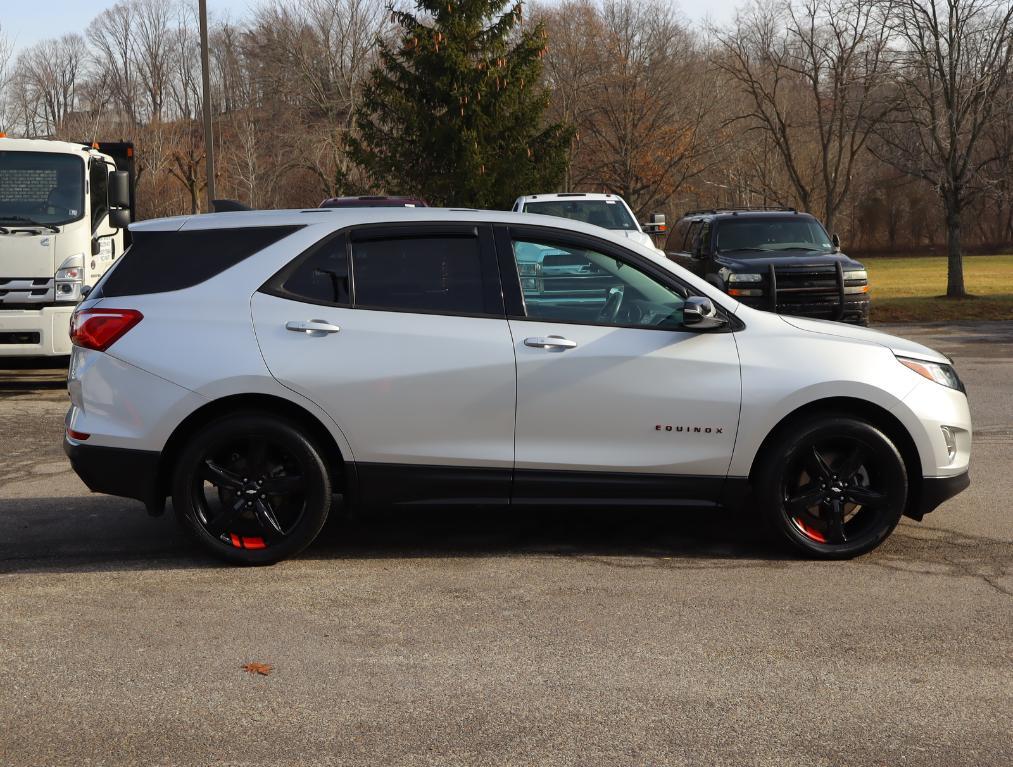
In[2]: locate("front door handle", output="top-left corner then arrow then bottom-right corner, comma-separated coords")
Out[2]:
286,319 -> 341,336
524,335 -> 577,351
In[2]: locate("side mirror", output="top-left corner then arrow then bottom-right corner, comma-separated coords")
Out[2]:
109,208 -> 131,229
832,233 -> 841,252
109,171 -> 131,208
644,212 -> 667,234
682,296 -> 726,330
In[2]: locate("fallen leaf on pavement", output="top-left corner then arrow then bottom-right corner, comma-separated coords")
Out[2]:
242,662 -> 273,676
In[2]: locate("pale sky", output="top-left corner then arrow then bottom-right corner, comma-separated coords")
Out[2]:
3,0 -> 744,54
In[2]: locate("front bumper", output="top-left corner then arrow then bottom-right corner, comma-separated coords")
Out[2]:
908,470 -> 971,520
0,305 -> 74,356
64,436 -> 162,509
738,295 -> 870,325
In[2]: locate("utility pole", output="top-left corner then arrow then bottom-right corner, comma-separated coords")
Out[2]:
198,0 -> 216,211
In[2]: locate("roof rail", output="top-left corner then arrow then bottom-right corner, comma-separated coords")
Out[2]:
683,206 -> 799,216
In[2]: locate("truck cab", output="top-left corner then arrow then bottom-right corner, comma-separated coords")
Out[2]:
0,137 -> 133,356
512,192 -> 664,254
665,208 -> 871,326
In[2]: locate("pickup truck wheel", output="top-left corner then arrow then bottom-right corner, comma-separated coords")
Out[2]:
171,413 -> 331,565
756,416 -> 907,559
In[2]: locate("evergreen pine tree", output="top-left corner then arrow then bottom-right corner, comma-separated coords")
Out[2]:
349,1 -> 573,208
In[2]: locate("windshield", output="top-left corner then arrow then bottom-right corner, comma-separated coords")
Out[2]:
714,218 -> 832,254
0,151 -> 85,226
523,199 -> 638,231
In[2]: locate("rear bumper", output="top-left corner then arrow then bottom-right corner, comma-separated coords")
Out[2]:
64,436 -> 161,507
0,305 -> 74,356
908,471 -> 971,520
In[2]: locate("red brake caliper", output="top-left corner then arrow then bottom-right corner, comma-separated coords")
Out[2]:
228,533 -> 266,549
794,518 -> 827,544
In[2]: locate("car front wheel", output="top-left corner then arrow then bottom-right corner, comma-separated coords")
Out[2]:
171,413 -> 331,565
756,415 -> 908,559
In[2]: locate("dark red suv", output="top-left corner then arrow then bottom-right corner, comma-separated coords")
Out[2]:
319,196 -> 428,208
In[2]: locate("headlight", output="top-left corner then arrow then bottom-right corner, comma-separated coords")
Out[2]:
843,269 -> 868,281
56,267 -> 82,281
897,355 -> 964,392
56,263 -> 84,303
727,273 -> 763,283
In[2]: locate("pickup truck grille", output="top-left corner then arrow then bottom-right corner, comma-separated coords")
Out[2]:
733,264 -> 869,322
0,277 -> 55,306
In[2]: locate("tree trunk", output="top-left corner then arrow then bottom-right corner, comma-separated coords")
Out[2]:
944,201 -> 966,298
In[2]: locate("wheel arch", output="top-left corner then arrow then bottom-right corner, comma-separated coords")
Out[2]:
155,393 -> 350,504
746,396 -> 925,520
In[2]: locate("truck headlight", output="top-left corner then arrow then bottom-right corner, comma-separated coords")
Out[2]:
897,356 -> 965,392
55,266 -> 84,302
843,269 -> 868,281
727,273 -> 763,283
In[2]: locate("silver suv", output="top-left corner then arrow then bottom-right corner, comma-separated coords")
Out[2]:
65,208 -> 971,564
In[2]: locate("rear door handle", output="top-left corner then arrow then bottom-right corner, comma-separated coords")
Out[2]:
286,319 -> 341,336
524,335 -> 577,350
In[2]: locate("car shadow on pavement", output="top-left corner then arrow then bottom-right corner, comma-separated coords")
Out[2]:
0,494 -> 791,574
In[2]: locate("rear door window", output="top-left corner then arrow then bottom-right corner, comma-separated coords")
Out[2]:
350,235 -> 488,315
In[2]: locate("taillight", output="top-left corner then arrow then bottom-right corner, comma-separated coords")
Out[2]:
70,308 -> 143,351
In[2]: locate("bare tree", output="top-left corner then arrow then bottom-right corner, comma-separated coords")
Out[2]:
536,0 -> 603,191
12,34 -> 87,135
134,0 -> 175,122
872,0 -> 1013,296
88,2 -> 140,127
247,0 -> 389,197
542,0 -> 720,216
0,23 -> 14,132
717,0 -> 895,232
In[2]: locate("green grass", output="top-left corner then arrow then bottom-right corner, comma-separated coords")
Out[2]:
864,254 -> 1013,323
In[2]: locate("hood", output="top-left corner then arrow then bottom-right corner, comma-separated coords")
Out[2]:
780,315 -> 948,363
0,230 -> 56,279
716,251 -> 862,271
618,229 -> 664,253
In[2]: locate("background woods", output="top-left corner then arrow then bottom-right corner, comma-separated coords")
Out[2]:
2,0 -> 1013,275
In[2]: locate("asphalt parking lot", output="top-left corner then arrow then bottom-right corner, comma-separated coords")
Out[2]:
1,322 -> 1010,766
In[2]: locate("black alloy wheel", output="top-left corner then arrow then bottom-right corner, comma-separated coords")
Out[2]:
172,413 -> 331,565
756,415 -> 908,559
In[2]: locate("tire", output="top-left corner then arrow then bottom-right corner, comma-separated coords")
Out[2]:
171,412 -> 331,565
755,415 -> 908,559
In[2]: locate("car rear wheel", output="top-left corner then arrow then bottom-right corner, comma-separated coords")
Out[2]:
756,415 -> 908,559
171,413 -> 331,565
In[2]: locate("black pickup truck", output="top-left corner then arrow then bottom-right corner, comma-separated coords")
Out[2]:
664,208 -> 870,325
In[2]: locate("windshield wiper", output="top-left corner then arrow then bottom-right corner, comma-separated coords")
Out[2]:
0,216 -> 60,233
771,246 -> 825,252
719,247 -> 767,253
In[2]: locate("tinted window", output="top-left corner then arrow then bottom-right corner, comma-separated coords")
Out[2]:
685,221 -> 701,251
277,234 -> 349,305
512,238 -> 686,329
90,161 -> 109,231
522,199 -> 637,231
714,217 -> 832,254
96,225 -> 302,297
666,219 -> 689,252
351,236 -> 485,314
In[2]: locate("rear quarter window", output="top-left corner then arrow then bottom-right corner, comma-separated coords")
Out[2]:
94,225 -> 303,298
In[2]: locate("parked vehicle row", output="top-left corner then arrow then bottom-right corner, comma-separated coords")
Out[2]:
65,207 -> 970,565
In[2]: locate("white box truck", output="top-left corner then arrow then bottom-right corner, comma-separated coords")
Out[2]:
0,136 -> 133,357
